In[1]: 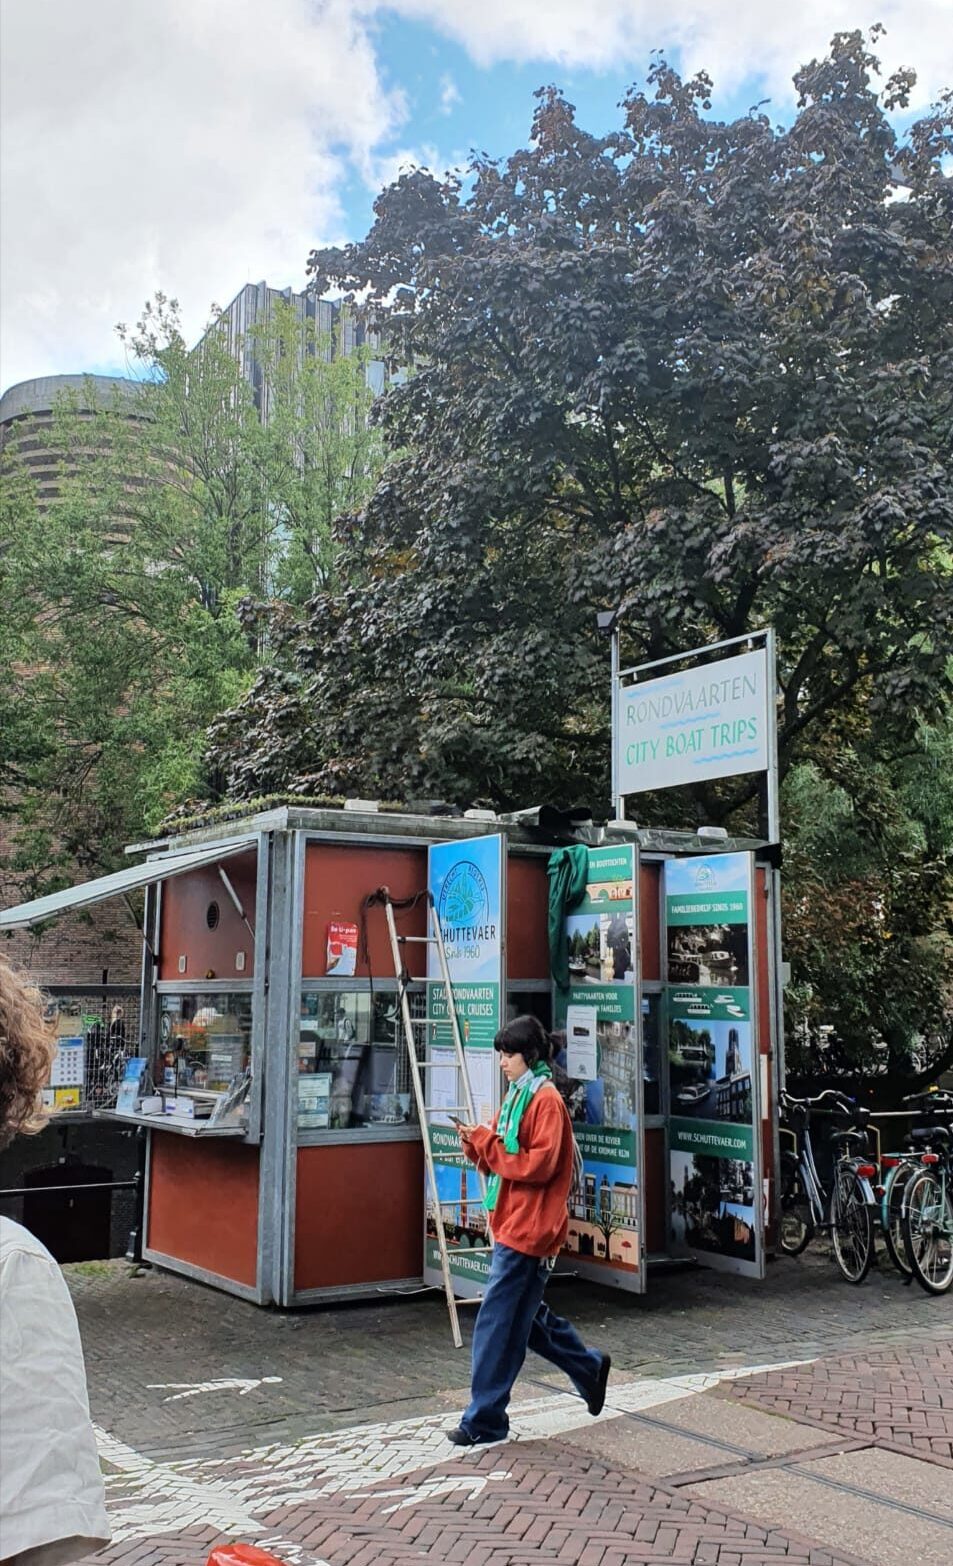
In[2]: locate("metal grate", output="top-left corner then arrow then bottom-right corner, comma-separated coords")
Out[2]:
43,989 -> 143,1115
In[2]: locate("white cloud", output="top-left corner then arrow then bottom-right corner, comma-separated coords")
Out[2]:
392,0 -> 953,106
2,0 -> 950,391
439,73 -> 462,114
0,0 -> 406,389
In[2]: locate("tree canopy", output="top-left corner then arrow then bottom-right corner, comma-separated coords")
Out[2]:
209,28 -> 952,824
0,296 -> 384,892
205,28 -> 953,1083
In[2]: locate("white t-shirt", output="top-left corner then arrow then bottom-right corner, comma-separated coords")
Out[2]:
0,1217 -> 110,1565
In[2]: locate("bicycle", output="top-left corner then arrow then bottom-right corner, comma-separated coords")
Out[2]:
900,1101 -> 953,1295
778,1089 -> 879,1283
877,1089 -> 953,1278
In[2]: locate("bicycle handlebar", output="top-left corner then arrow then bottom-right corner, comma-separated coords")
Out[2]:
901,1089 -> 953,1110
780,1088 -> 855,1111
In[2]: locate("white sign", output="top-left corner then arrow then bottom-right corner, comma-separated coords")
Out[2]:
50,1037 -> 85,1087
617,648 -> 769,797
565,1005 -> 599,1080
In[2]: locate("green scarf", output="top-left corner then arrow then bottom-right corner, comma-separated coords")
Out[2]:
484,1062 -> 553,1212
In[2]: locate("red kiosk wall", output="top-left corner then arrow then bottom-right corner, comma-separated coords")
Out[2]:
158,851 -> 258,980
301,843 -> 429,977
643,1129 -> 668,1254
294,1142 -> 424,1289
639,862 -> 661,981
147,1135 -> 260,1288
506,855 -> 549,979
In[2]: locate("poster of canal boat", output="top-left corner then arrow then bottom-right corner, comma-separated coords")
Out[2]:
663,853 -> 764,1279
555,842 -> 645,1291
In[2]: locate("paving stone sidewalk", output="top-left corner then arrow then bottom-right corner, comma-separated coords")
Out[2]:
716,1342 -> 953,1467
67,1251 -> 952,1566
94,1437 -> 877,1566
68,1245 -> 951,1460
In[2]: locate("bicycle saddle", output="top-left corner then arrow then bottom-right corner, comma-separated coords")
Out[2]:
910,1124 -> 951,1148
828,1128 -> 867,1151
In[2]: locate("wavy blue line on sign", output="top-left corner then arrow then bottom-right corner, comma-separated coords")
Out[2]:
693,747 -> 759,765
659,710 -> 721,729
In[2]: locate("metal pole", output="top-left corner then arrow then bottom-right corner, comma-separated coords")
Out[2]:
125,1127 -> 148,1262
611,624 -> 624,821
764,627 -> 780,845
618,628 -> 768,682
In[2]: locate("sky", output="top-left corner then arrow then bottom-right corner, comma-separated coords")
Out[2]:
2,0 -> 951,393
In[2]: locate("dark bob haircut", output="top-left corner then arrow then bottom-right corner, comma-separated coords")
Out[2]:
492,1014 -> 553,1068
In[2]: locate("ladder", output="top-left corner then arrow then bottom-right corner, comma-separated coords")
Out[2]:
379,888 -> 491,1347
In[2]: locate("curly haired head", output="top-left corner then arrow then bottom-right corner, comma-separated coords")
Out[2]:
0,955 -> 56,1151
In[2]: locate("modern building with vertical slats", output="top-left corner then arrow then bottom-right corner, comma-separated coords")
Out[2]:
200,281 -> 387,423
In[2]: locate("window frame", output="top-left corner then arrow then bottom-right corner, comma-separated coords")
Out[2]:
296,977 -> 425,1145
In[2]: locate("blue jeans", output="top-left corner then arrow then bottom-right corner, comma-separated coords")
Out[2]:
461,1241 -> 603,1440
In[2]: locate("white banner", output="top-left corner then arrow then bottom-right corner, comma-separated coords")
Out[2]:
617,648 -> 769,797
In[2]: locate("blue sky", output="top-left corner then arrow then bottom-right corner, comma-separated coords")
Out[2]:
2,1 -> 950,392
337,11 -> 790,243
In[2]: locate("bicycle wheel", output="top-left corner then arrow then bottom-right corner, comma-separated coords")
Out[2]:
902,1169 -> 953,1295
779,1153 -> 814,1256
882,1162 -> 914,1277
829,1166 -> 873,1284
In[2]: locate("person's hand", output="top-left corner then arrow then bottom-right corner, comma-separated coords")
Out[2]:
456,1122 -> 477,1143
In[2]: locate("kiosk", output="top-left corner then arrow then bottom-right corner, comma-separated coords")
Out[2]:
1,804 -> 784,1307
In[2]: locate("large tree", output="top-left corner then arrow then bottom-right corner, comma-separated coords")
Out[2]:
205,28 -> 953,1082
209,28 -> 952,824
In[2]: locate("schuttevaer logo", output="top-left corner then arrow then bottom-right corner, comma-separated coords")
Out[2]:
439,860 -> 492,941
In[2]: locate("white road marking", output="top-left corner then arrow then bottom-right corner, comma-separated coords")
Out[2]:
378,1469 -> 512,1514
95,1426 -> 265,1542
96,1357 -> 813,1547
145,1375 -> 284,1402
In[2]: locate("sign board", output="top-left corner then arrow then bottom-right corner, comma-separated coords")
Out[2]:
618,648 -> 769,798
663,853 -> 764,1279
49,1037 -> 85,1089
423,835 -> 505,1296
554,842 -> 645,1293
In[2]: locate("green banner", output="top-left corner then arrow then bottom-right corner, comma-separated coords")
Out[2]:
667,986 -> 750,1023
427,981 -> 500,1048
666,890 -> 749,926
669,1116 -> 754,1160
575,1126 -> 635,1166
574,845 -> 635,914
425,1239 -> 492,1284
558,983 -> 636,1025
428,1124 -> 468,1164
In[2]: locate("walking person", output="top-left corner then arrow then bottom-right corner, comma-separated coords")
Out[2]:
448,1015 -> 610,1446
0,956 -> 110,1565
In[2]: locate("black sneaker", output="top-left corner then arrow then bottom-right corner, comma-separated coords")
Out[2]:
446,1425 -> 507,1446
586,1353 -> 611,1416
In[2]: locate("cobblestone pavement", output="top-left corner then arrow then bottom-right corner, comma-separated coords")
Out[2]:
717,1342 -> 953,1467
67,1249 -> 953,1566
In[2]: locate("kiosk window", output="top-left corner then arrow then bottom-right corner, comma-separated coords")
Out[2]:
156,991 -> 253,1108
298,988 -> 417,1132
642,992 -> 661,1117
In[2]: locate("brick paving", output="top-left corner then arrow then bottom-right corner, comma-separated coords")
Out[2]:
718,1341 -> 953,1469
62,1251 -> 953,1565
68,1247 -> 952,1459
94,1435 -> 872,1566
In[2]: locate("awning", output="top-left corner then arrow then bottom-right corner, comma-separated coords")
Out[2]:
0,836 -> 259,932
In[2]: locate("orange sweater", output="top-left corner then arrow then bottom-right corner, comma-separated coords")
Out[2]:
463,1083 -> 574,1258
